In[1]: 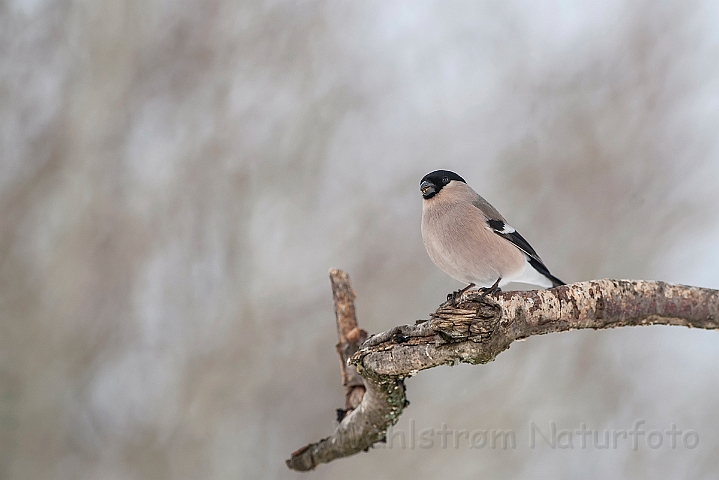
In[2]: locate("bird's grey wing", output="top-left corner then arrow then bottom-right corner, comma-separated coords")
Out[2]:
470,195 -> 507,223
485,218 -> 565,286
485,218 -> 543,263
471,196 -> 565,286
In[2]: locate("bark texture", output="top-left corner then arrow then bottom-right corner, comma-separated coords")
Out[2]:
286,275 -> 719,471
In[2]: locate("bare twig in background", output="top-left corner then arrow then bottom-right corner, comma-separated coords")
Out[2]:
330,269 -> 367,416
286,273 -> 719,471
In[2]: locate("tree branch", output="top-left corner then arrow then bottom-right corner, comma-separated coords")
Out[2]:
286,275 -> 719,471
286,270 -> 405,472
330,269 -> 367,416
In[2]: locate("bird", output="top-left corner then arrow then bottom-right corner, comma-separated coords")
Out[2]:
420,169 -> 564,297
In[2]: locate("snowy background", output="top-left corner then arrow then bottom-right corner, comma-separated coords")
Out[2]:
2,0 -> 719,478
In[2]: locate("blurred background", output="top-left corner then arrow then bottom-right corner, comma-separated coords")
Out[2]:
2,0 -> 719,478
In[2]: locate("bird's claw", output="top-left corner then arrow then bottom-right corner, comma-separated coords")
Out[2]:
447,283 -> 476,305
478,278 -> 502,299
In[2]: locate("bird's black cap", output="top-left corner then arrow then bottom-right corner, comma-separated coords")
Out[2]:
420,170 -> 466,199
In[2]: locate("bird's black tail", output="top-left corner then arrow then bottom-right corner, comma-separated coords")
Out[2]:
528,257 -> 565,288
545,272 -> 565,288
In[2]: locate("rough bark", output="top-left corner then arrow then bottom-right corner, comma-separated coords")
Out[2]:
286,275 -> 719,471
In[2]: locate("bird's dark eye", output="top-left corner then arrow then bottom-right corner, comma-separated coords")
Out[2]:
442,176 -> 449,184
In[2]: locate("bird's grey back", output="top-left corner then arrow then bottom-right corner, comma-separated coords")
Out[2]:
446,181 -> 507,223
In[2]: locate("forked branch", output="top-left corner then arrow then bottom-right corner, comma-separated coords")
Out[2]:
286,272 -> 719,471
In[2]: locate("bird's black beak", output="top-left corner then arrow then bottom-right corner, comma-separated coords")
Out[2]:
420,180 -> 436,199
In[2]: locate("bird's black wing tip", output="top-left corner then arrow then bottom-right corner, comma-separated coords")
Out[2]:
488,220 -> 564,288
528,257 -> 564,288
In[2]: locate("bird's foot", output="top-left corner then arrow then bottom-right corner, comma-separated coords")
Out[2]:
478,278 -> 502,299
447,283 -> 476,305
